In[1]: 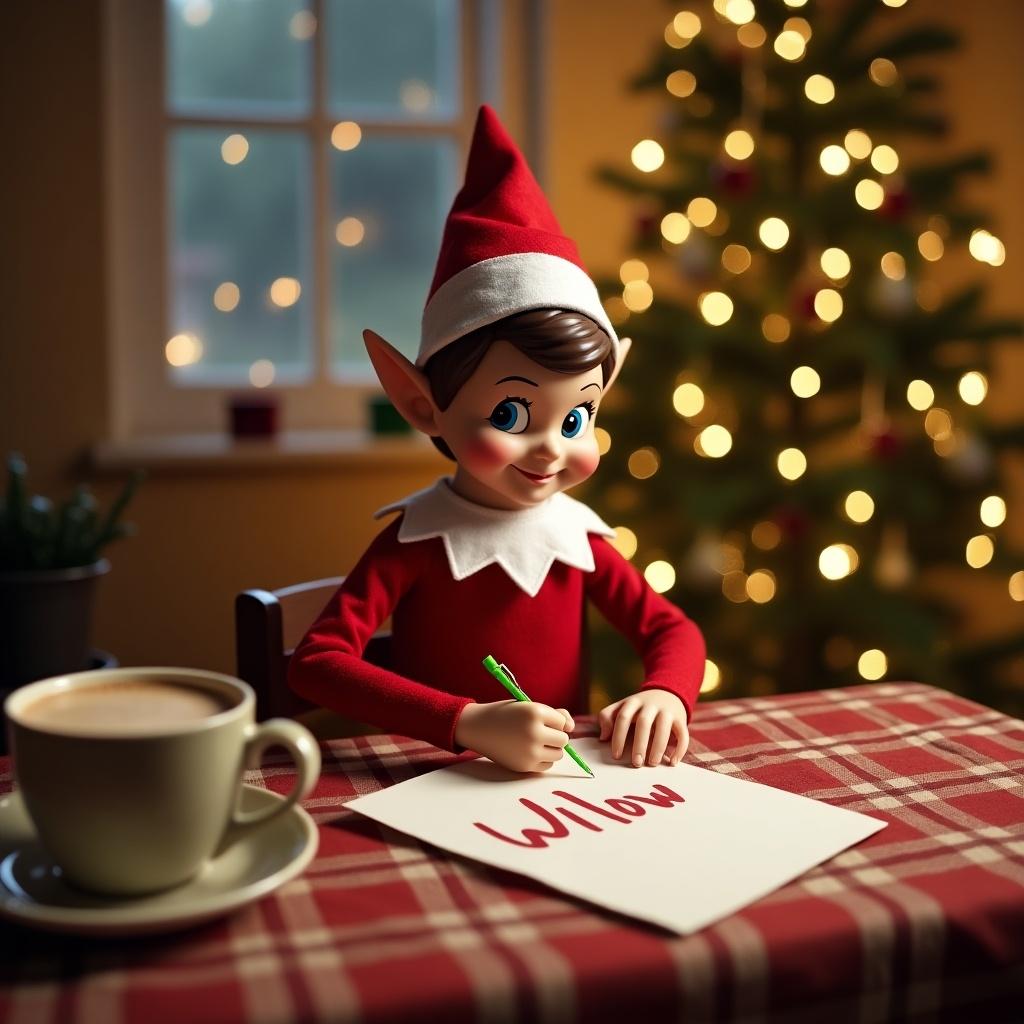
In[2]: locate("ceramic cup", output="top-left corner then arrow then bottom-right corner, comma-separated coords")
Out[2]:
4,667 -> 321,896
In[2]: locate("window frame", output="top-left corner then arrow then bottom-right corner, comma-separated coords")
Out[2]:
104,0 -> 507,440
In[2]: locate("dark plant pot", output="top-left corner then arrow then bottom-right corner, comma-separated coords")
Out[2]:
0,559 -> 110,693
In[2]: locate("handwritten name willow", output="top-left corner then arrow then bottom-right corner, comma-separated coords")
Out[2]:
473,784 -> 684,849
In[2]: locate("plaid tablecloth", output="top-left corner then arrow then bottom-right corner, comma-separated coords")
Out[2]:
1,682 -> 1022,1023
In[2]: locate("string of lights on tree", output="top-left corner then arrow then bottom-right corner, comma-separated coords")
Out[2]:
589,0 -> 1024,712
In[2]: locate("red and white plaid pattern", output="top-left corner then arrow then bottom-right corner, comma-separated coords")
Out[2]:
1,682 -> 1022,1023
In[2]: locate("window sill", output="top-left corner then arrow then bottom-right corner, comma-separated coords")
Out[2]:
91,431 -> 445,475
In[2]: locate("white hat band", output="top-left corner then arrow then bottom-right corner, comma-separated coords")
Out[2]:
419,252 -> 619,367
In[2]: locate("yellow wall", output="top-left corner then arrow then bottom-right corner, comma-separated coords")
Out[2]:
1,1 -> 1021,678
3,4 -> 109,498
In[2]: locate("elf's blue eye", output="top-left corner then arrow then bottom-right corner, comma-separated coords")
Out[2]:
561,405 -> 592,438
489,398 -> 530,434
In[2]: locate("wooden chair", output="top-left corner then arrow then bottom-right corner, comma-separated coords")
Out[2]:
235,577 -> 391,738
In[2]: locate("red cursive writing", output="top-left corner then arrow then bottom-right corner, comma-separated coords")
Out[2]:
473,784 -> 685,849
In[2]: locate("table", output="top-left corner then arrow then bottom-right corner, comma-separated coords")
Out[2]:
1,682 -> 1022,1023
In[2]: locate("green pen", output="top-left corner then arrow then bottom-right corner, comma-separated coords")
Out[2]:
482,655 -> 594,778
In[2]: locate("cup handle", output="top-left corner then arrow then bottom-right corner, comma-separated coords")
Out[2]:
232,718 -> 322,829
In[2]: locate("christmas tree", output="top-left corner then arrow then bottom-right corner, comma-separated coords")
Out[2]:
587,0 -> 1024,716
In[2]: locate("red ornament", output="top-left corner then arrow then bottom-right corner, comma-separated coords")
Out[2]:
634,210 -> 660,242
792,287 -> 819,321
723,48 -> 744,70
712,159 -> 755,197
869,426 -> 904,461
773,504 -> 811,542
880,185 -> 911,222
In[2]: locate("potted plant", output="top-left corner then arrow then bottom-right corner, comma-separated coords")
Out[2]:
0,453 -> 143,692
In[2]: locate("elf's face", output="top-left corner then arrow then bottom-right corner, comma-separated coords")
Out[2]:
437,340 -> 605,510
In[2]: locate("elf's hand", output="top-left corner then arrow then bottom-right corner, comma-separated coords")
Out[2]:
598,689 -> 689,767
455,700 -> 574,773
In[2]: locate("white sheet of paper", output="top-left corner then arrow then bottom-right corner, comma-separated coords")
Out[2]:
347,739 -> 886,934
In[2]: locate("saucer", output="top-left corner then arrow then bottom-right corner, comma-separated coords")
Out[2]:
0,785 -> 318,936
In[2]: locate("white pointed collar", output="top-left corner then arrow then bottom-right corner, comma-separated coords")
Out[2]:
374,477 -> 615,597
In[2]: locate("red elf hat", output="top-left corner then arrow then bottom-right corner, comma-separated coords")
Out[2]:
417,104 -> 619,366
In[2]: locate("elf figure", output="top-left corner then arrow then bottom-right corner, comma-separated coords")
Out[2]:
289,106 -> 705,773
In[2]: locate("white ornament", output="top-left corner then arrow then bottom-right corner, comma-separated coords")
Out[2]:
684,529 -> 724,585
869,274 -> 915,316
676,233 -> 714,279
947,433 -> 993,483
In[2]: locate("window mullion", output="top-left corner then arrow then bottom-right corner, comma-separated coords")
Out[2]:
140,0 -> 491,435
311,0 -> 330,389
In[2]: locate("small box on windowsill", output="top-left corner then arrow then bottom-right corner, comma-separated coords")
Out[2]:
229,395 -> 279,439
368,394 -> 411,437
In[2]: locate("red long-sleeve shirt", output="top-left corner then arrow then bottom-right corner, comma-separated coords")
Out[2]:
288,516 -> 705,751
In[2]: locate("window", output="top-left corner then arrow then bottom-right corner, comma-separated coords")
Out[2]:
106,0 -> 506,439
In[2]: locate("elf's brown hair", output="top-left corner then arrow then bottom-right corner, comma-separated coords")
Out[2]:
423,308 -> 614,461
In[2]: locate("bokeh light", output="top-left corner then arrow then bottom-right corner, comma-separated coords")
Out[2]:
762,313 -> 791,342
724,129 -> 755,159
777,448 -> 807,480
819,543 -> 859,580
213,282 -> 240,312
958,371 -> 988,405
269,277 -> 301,307
858,649 -> 887,680
821,247 -> 851,279
759,217 -> 790,250
165,332 -> 203,367
673,382 -> 705,417
820,145 -> 851,175
845,491 -> 875,523
645,560 -> 676,593
699,291 -> 734,325
844,130 -> 872,159
814,288 -> 843,322
966,534 -> 995,568
632,140 -> 665,172
804,75 -> 835,103
611,526 -> 638,559
696,425 -> 733,458
790,365 -> 821,398
628,447 -> 660,479
221,133 -> 249,165
980,496 -> 1006,528
331,121 -> 362,151
906,380 -> 935,411
661,212 -> 692,243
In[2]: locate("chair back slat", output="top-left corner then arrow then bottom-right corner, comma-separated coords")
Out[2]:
275,577 -> 345,651
235,576 -> 390,727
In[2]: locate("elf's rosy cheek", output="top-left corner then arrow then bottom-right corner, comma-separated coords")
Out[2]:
463,434 -> 514,469
569,445 -> 600,480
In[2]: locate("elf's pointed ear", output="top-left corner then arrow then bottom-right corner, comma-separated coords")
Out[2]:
604,336 -> 632,393
363,329 -> 440,436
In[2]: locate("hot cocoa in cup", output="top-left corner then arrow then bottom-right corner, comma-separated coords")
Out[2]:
20,679 -> 236,731
5,667 -> 321,896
